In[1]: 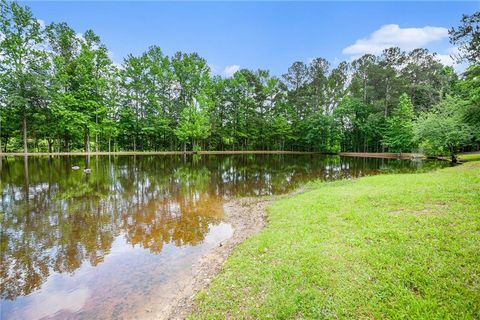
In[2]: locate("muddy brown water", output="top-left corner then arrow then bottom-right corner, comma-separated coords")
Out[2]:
0,154 -> 449,319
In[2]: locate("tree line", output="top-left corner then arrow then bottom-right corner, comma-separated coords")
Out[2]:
1,1 -> 478,159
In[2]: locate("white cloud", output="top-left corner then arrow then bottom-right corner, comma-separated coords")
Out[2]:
436,53 -> 456,66
75,32 -> 84,42
37,19 -> 45,29
440,47 -> 460,62
435,47 -> 467,72
343,24 -> 449,56
222,64 -> 241,77
107,51 -> 122,69
208,63 -> 219,74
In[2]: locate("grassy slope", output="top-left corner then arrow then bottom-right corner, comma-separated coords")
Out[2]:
459,153 -> 480,162
192,162 -> 480,319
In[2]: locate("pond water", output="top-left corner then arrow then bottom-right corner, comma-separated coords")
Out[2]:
0,154 -> 449,319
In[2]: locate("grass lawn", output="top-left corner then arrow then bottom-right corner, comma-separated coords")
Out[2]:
191,162 -> 480,319
459,153 -> 480,162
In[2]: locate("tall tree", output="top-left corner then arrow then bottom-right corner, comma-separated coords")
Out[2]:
143,46 -> 175,150
377,47 -> 406,119
45,22 -> 81,151
350,54 -> 377,104
334,96 -> 375,152
283,61 -> 309,91
449,11 -> 480,63
308,58 -> 330,114
74,30 -> 112,152
119,53 -> 147,151
450,12 -> 480,148
0,0 -> 47,153
325,61 -> 349,114
383,93 -> 415,153
401,48 -> 452,112
174,102 -> 210,151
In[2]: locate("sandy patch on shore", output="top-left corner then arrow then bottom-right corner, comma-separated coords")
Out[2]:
157,197 -> 271,320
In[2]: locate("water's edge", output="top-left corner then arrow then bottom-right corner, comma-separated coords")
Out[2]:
0,151 -> 320,157
162,196 -> 270,319
165,186 -> 311,319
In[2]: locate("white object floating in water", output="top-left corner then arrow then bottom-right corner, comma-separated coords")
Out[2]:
72,166 -> 80,170
84,168 -> 91,173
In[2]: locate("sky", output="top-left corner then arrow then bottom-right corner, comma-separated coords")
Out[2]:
22,1 -> 480,76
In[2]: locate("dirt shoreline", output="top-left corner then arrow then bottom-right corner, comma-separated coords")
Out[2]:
339,152 -> 424,159
156,197 -> 271,319
159,186 -> 308,320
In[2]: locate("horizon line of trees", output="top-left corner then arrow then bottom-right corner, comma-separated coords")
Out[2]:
1,1 -> 479,160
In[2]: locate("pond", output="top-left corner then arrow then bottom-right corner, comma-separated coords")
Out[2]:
0,154 -> 449,319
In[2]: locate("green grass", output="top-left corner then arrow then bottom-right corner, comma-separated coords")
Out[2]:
191,162 -> 480,319
459,153 -> 480,162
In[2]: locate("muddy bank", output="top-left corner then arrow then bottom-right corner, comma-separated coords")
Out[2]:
157,197 -> 271,320
339,152 -> 424,159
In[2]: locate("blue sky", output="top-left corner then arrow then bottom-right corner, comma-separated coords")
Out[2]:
23,1 -> 479,76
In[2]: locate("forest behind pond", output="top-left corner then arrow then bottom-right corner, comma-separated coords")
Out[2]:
1,1 -> 479,158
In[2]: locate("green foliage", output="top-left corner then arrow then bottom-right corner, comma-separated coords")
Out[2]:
449,11 -> 480,63
383,93 -> 415,153
0,0 -> 48,152
334,96 -> 376,152
414,96 -> 473,159
268,115 -> 292,150
174,103 -> 211,150
0,1 -> 478,155
455,65 -> 480,140
192,144 -> 202,152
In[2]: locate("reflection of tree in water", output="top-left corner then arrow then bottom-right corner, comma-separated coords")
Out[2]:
0,155 -> 448,300
0,156 -> 221,300
123,193 -> 223,253
122,166 -> 222,253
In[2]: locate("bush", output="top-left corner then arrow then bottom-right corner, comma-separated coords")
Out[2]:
193,144 -> 202,152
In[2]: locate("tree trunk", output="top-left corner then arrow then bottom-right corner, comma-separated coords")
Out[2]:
95,132 -> 98,153
384,78 -> 390,119
451,153 -> 457,163
133,135 -> 137,152
48,139 -> 53,153
23,108 -> 28,154
85,154 -> 91,170
108,138 -> 111,153
84,127 -> 90,153
23,155 -> 29,201
64,132 -> 69,152
95,114 -> 98,153
0,115 -> 2,154
363,75 -> 367,103
183,141 -> 186,153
